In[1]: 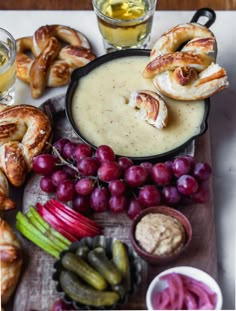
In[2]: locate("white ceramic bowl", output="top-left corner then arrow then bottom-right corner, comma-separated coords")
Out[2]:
146,266 -> 223,310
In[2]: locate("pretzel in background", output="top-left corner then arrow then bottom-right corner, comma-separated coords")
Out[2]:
16,25 -> 96,98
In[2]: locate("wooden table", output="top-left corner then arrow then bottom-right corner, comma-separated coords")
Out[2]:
0,0 -> 235,10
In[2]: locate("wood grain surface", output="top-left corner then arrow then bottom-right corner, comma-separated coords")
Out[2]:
10,96 -> 217,311
0,0 -> 235,10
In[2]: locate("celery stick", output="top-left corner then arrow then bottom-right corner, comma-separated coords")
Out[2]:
29,206 -> 71,247
26,209 -> 70,250
16,212 -> 63,254
16,221 -> 60,258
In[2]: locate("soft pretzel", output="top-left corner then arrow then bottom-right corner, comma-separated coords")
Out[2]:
16,25 -> 96,98
143,23 -> 228,100
0,104 -> 52,187
0,170 -> 15,211
128,90 -> 168,129
150,23 -> 216,60
0,217 -> 23,306
153,63 -> 228,100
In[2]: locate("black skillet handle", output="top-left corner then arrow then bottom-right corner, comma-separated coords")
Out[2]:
190,8 -> 216,28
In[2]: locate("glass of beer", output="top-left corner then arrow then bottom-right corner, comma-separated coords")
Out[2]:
92,0 -> 157,52
0,28 -> 16,105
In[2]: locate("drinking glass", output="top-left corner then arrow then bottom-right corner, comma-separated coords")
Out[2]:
92,0 -> 157,52
0,28 -> 16,105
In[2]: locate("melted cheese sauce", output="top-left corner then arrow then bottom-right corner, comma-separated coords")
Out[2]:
72,56 -> 205,157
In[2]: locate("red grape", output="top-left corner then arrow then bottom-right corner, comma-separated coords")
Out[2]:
117,157 -> 133,171
164,160 -> 173,170
51,170 -> 69,186
32,154 -> 57,175
124,165 -> 148,187
151,163 -> 172,186
77,157 -> 99,176
109,195 -> 128,213
177,174 -> 199,195
50,299 -> 71,311
162,185 -> 181,205
138,185 -> 161,207
53,138 -> 70,154
193,162 -> 212,181
172,157 -> 191,177
108,180 -> 126,196
127,198 -> 143,219
191,181 -> 210,203
95,145 -> 115,163
40,176 -> 56,193
73,143 -> 93,161
72,195 -> 91,213
140,162 -> 153,175
56,180 -> 75,202
182,155 -> 195,168
62,141 -> 77,160
75,178 -> 94,196
98,162 -> 121,182
90,187 -> 109,212
62,165 -> 77,178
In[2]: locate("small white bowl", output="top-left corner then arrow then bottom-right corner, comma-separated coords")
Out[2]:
146,266 -> 223,310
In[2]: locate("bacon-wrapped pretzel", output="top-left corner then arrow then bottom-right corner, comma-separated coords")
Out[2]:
0,217 -> 22,307
143,23 -> 228,100
0,104 -> 52,187
16,25 -> 96,98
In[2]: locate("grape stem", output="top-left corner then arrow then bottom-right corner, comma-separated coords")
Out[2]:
52,145 -> 79,172
51,145 -> 99,183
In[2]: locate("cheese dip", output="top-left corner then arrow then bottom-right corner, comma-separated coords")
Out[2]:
71,56 -> 205,157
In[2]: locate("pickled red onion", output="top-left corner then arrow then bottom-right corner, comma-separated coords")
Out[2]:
151,272 -> 217,310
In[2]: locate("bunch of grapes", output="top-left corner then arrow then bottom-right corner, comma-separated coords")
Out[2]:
32,138 -> 212,219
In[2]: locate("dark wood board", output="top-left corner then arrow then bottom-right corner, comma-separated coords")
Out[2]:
5,95 -> 216,311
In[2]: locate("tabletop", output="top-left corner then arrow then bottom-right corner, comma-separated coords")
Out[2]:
0,9 -> 235,310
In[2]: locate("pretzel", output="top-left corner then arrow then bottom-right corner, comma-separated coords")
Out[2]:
0,170 -> 15,211
16,25 -> 96,98
143,23 -> 228,100
128,90 -> 168,129
0,104 -> 52,187
0,217 -> 22,306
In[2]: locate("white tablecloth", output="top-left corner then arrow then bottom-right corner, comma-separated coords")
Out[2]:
1,10 -> 235,309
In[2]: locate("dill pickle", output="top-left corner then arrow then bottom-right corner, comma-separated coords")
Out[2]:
112,283 -> 127,299
61,252 -> 107,290
75,246 -> 90,259
88,247 -> 122,286
60,270 -> 120,307
112,240 -> 131,291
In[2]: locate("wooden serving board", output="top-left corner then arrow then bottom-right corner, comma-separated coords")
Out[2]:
10,95 -> 217,311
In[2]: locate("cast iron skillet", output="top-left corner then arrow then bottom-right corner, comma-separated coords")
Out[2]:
65,8 -> 215,162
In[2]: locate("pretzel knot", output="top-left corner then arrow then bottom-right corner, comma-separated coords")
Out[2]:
0,104 -> 52,187
143,23 -> 228,100
16,25 -> 96,98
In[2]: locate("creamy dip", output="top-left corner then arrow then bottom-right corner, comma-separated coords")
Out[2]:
72,56 -> 205,157
135,213 -> 186,256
